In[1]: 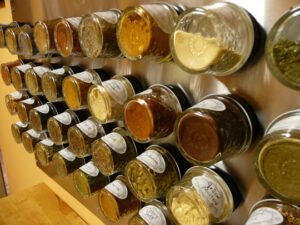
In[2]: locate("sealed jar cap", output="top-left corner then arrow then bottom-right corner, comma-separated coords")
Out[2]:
266,4 -> 300,90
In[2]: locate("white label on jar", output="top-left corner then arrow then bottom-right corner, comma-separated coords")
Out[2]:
72,71 -> 93,83
10,91 -> 23,99
101,132 -> 127,154
192,176 -> 225,218
102,79 -> 128,105
193,99 -> 226,111
136,150 -> 166,174
245,207 -> 284,225
58,148 -> 76,161
76,119 -> 98,138
16,64 -> 32,73
27,129 -> 40,138
79,161 -> 99,177
41,138 -> 54,146
54,112 -> 72,125
35,104 -> 50,114
51,68 -> 65,75
105,179 -> 128,200
33,66 -> 51,77
139,205 -> 167,225
267,115 -> 300,134
66,17 -> 81,28
16,121 -> 28,128
22,98 -> 35,105
95,11 -> 118,24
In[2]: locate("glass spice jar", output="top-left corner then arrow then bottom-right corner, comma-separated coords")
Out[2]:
92,127 -> 137,176
175,94 -> 257,166
128,200 -> 174,225
170,2 -> 255,75
0,22 -> 19,48
255,109 -> 300,205
1,59 -> 22,85
21,128 -> 47,153
73,161 -> 109,197
88,75 -> 143,124
5,91 -> 29,115
47,109 -> 90,145
98,175 -> 141,223
124,84 -> 190,143
166,166 -> 242,225
11,121 -> 31,144
42,65 -> 82,102
266,5 -> 300,90
67,118 -> 114,158
62,69 -> 109,110
54,17 -> 82,57
16,95 -> 47,123
5,24 -> 32,54
11,62 -> 36,91
117,3 -> 184,62
29,101 -> 68,133
18,30 -> 40,59
79,9 -> 122,58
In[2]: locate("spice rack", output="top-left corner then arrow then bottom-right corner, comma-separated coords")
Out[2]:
10,0 -> 300,224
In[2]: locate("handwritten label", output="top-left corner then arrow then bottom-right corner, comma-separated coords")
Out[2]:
16,64 -> 32,73
267,115 -> 300,134
105,179 -> 128,199
139,205 -> 167,225
76,119 -> 98,138
58,148 -> 76,161
27,129 -> 40,138
35,104 -> 50,114
66,17 -> 81,28
54,112 -> 72,125
51,68 -> 65,75
101,132 -> 126,154
79,161 -> 99,177
41,138 -> 54,146
33,66 -> 51,77
72,71 -> 94,83
137,150 -> 166,174
193,99 -> 226,111
10,91 -> 23,99
95,11 -> 118,24
245,207 -> 284,225
102,79 -> 128,104
22,98 -> 35,105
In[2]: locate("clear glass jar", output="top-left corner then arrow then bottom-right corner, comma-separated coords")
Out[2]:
52,147 -> 90,177
62,69 -> 109,110
54,17 -> 82,57
98,175 -> 140,222
18,30 -> 40,59
67,118 -> 114,158
34,19 -> 61,54
73,161 -> 109,197
47,109 -> 90,145
21,128 -> 47,153
11,62 -> 35,91
29,101 -> 68,133
245,199 -> 300,225
79,9 -> 122,58
170,2 -> 254,75
1,59 -> 22,85
88,75 -> 143,123
42,66 -> 82,102
166,166 -> 242,225
175,94 -> 256,166
0,22 -> 19,48
11,121 -> 30,143
5,91 -> 29,115
92,127 -> 137,176
128,200 -> 174,225
266,5 -> 300,90
255,109 -> 300,204
117,3 -> 184,62
5,24 -> 32,54
16,96 -> 47,123
124,84 -> 190,143
35,138 -> 65,167
125,145 -> 181,202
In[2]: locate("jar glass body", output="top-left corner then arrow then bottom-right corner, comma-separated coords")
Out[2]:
0,22 -> 19,48
5,91 -> 29,115
11,122 -> 30,143
1,59 -> 22,85
21,129 -> 48,153
16,96 -> 44,123
5,25 -> 32,54
11,62 -> 35,91
18,30 -> 40,59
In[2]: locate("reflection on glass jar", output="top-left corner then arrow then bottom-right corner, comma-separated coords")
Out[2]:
255,109 -> 300,205
266,5 -> 300,90
92,127 -> 137,176
117,3 -> 184,62
128,200 -> 174,225
29,101 -> 68,133
47,109 -> 90,145
88,75 -> 143,124
170,2 -> 254,75
16,96 -> 46,123
35,138 -> 65,167
166,166 -> 242,225
11,122 -> 30,144
5,24 -> 32,54
1,59 -> 22,85
11,62 -> 35,91
99,175 -> 140,222
54,17 -> 82,57
124,84 -> 190,143
5,91 -> 29,115
21,129 -> 47,153
175,94 -> 256,166
18,30 -> 40,59
79,9 -> 122,58
245,199 -> 300,225
62,69 -> 109,110
73,161 -> 109,197
53,147 -> 90,177
0,22 -> 19,48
